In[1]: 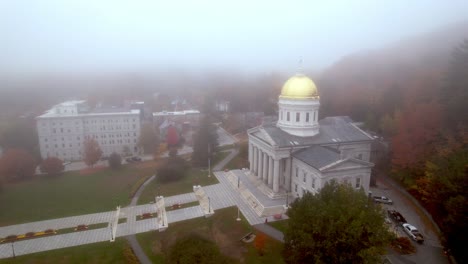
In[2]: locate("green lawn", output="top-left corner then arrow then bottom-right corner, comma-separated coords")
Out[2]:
136,206 -> 284,263
224,154 -> 249,170
0,238 -> 137,264
268,219 -> 289,234
0,164 -> 156,226
137,168 -> 219,205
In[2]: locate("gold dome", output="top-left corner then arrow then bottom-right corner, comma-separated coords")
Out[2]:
280,74 -> 319,99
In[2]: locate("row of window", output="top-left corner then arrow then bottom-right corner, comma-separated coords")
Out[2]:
280,110 -> 317,123
43,132 -> 137,143
44,138 -> 137,149
40,117 -> 138,127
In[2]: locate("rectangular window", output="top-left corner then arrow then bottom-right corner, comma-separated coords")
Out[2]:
295,184 -> 298,192
303,172 -> 306,182
296,112 -> 300,122
357,154 -> 363,160
296,167 -> 298,177
280,111 -> 283,120
356,178 -> 361,189
312,178 -> 316,189
287,112 -> 290,121
314,111 -> 317,121
306,112 -> 310,122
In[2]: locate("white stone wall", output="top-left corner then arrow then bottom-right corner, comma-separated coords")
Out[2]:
37,113 -> 141,161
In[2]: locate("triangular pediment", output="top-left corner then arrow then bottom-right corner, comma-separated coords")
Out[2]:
249,126 -> 276,146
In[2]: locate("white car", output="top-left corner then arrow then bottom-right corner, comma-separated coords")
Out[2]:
402,223 -> 424,243
373,196 -> 393,205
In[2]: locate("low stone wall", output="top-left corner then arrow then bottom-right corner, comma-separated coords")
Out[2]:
193,185 -> 214,217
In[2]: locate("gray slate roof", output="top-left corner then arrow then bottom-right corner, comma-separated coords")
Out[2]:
252,116 -> 373,147
292,146 -> 341,170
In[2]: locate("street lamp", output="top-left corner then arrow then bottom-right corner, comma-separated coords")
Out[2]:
237,175 -> 240,188
110,223 -> 113,240
208,197 -> 211,213
11,241 -> 15,258
236,207 -> 241,221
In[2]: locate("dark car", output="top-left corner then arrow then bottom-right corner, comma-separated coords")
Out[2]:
387,210 -> 407,225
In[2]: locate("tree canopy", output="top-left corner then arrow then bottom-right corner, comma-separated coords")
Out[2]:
283,181 -> 391,264
192,116 -> 218,166
40,157 -> 64,177
83,138 -> 102,167
0,148 -> 36,181
108,152 -> 122,170
138,124 -> 159,154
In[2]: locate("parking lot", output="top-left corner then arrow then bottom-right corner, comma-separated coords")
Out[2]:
371,178 -> 448,264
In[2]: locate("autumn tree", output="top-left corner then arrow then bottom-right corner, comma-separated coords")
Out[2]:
0,148 -> 36,181
254,232 -> 267,256
39,157 -> 64,177
0,118 -> 39,158
83,138 -> 102,167
166,125 -> 179,148
138,124 -> 159,154
283,181 -> 392,264
108,152 -> 122,170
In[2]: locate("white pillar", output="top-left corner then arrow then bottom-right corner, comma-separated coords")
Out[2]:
273,159 -> 280,193
253,147 -> 257,174
258,151 -> 263,179
263,156 -> 273,186
285,158 -> 291,191
262,153 -> 268,181
248,143 -> 253,170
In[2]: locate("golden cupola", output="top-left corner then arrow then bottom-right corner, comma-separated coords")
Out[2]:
280,74 -> 319,99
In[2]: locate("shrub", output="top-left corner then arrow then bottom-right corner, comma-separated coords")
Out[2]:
168,234 -> 231,264
157,156 -> 188,183
40,157 -> 64,177
108,152 -> 122,169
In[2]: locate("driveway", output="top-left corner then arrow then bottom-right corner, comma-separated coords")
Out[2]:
372,178 -> 448,264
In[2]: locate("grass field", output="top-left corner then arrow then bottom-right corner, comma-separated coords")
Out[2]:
137,168 -> 219,205
136,206 -> 284,263
0,238 -> 137,264
0,163 -> 157,226
269,219 -> 289,234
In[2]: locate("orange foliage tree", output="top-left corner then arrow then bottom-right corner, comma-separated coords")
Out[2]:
0,148 -> 36,181
83,138 -> 102,167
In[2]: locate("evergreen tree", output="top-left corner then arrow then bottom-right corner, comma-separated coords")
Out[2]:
192,116 -> 218,166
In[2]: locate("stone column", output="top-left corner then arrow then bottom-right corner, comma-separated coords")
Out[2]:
248,143 -> 253,170
262,153 -> 268,181
268,156 -> 273,186
285,158 -> 291,191
273,159 -> 280,193
253,146 -> 257,175
258,151 -> 263,179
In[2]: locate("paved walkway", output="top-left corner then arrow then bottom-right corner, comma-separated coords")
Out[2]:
0,143 -> 285,259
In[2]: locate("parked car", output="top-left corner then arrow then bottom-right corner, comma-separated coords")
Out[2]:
402,223 -> 424,243
126,156 -> 142,163
387,210 -> 407,225
373,196 -> 393,205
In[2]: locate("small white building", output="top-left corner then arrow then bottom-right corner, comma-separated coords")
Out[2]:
248,74 -> 374,199
36,100 -> 141,161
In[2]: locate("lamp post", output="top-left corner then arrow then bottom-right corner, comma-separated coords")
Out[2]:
110,223 -> 113,240
208,197 -> 211,213
237,175 -> 240,188
236,207 -> 241,221
286,192 -> 289,208
208,145 -> 211,177
11,241 -> 15,258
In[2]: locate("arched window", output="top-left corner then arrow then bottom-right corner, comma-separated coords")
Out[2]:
287,112 -> 290,121
306,112 -> 310,122
296,112 -> 300,122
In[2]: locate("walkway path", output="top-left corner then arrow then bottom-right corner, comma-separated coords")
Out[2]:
0,141 -> 284,259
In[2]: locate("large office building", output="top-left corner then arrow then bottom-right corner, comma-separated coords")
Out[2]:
247,73 -> 374,199
36,100 -> 141,161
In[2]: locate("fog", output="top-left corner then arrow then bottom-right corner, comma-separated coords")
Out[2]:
1,0 -> 468,77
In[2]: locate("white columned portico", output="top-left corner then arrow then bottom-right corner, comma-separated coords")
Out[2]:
268,156 -> 273,185
248,143 -> 253,169
262,153 -> 268,181
253,146 -> 258,174
258,151 -> 263,179
273,159 -> 280,193
285,158 -> 291,191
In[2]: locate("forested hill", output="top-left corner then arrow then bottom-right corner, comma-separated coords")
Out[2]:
318,21 -> 468,263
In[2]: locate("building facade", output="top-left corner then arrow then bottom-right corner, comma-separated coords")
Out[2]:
247,74 -> 374,199
36,100 -> 141,161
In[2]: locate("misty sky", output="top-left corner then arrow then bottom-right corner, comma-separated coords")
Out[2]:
1,0 -> 468,76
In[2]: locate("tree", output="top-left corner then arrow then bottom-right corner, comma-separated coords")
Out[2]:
192,117 -> 219,166
157,155 -> 188,183
283,181 -> 392,264
0,148 -> 36,181
39,157 -> 64,177
108,153 -> 122,170
0,118 -> 39,158
166,125 -> 179,148
254,232 -> 267,256
138,124 -> 159,154
83,138 -> 102,167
